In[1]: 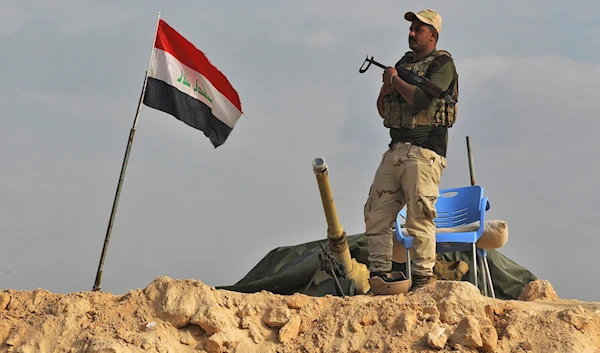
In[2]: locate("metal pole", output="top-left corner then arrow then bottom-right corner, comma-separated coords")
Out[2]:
466,136 -> 491,297
92,12 -> 162,292
466,136 -> 476,186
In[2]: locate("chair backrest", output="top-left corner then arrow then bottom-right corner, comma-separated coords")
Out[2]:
433,185 -> 484,228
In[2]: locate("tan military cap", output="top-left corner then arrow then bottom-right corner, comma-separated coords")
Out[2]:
404,8 -> 442,34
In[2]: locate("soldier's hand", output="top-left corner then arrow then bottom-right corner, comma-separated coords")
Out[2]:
380,84 -> 394,95
383,67 -> 398,85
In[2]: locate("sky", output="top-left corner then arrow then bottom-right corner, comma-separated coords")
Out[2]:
1,0 -> 599,302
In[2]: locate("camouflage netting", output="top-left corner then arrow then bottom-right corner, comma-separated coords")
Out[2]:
219,233 -> 536,300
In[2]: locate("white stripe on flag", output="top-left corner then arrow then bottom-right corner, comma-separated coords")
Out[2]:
147,48 -> 242,129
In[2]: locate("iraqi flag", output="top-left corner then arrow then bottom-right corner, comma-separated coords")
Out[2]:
143,19 -> 243,147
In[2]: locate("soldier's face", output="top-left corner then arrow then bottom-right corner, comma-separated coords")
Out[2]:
408,20 -> 435,50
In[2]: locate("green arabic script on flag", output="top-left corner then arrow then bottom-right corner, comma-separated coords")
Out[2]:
176,70 -> 213,103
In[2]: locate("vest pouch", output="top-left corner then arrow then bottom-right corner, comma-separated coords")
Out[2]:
434,102 -> 456,127
400,104 -> 433,129
383,93 -> 403,129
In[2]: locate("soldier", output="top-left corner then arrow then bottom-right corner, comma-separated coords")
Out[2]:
364,8 -> 459,292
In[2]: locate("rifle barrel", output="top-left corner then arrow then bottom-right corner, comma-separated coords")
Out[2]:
370,59 -> 387,70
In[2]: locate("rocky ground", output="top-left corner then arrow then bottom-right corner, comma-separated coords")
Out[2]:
1,276 -> 600,353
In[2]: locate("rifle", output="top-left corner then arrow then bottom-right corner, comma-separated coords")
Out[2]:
359,55 -> 456,107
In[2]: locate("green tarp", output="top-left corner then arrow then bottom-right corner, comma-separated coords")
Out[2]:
219,233 -> 537,300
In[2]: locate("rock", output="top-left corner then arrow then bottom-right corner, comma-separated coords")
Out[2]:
220,293 -> 239,310
147,281 -> 201,328
237,303 -> 260,318
192,306 -> 230,335
263,307 -> 291,328
0,322 -> 10,346
240,317 -> 267,344
240,316 -> 252,330
362,337 -> 384,351
205,332 -> 241,353
393,311 -> 417,333
52,297 -> 92,317
520,341 -> 533,351
349,320 -> 362,333
479,319 -> 498,352
450,343 -> 479,352
449,316 -> 483,349
11,343 -> 37,353
503,325 -> 519,339
0,292 -> 10,310
485,303 -> 515,319
140,338 -> 154,350
298,307 -> 320,334
518,280 -> 559,301
116,328 -> 137,344
279,315 -> 301,343
426,326 -> 448,350
144,276 -> 223,329
180,331 -> 194,345
359,313 -> 376,326
558,306 -> 590,330
285,295 -> 309,309
338,322 -> 348,338
248,325 -> 266,344
5,334 -> 17,346
423,304 -> 440,317
23,289 -> 47,314
421,282 -> 486,325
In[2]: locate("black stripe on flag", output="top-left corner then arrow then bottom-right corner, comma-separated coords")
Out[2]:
143,77 -> 232,147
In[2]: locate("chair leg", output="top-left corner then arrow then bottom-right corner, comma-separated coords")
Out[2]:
406,249 -> 412,285
479,255 -> 488,297
471,243 -> 478,290
483,256 -> 495,299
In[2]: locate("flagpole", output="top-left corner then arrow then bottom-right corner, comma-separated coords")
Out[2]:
92,12 -> 162,292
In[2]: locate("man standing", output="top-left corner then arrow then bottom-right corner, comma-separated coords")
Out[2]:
364,8 -> 459,292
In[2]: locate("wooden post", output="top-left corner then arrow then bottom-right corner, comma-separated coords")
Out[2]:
466,136 -> 476,186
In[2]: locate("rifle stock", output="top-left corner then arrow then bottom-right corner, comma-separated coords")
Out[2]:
359,55 -> 456,106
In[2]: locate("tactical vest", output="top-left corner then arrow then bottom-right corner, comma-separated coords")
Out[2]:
382,49 -> 459,129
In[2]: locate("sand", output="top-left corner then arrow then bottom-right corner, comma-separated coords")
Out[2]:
1,276 -> 599,353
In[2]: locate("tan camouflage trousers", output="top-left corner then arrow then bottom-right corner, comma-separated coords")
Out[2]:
364,142 -> 446,276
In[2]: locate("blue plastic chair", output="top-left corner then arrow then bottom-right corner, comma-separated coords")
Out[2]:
395,185 -> 495,297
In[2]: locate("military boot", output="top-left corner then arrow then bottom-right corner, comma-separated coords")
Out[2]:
369,271 -> 394,282
410,274 -> 434,291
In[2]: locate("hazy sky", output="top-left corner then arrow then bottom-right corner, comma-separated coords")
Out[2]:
1,0 -> 599,302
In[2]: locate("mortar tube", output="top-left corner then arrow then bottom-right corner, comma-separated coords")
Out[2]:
312,158 -> 370,294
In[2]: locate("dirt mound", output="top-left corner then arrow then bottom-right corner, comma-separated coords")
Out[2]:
517,279 -> 559,301
1,276 -> 600,352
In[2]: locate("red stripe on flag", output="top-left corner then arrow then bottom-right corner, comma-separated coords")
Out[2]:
154,19 -> 242,112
